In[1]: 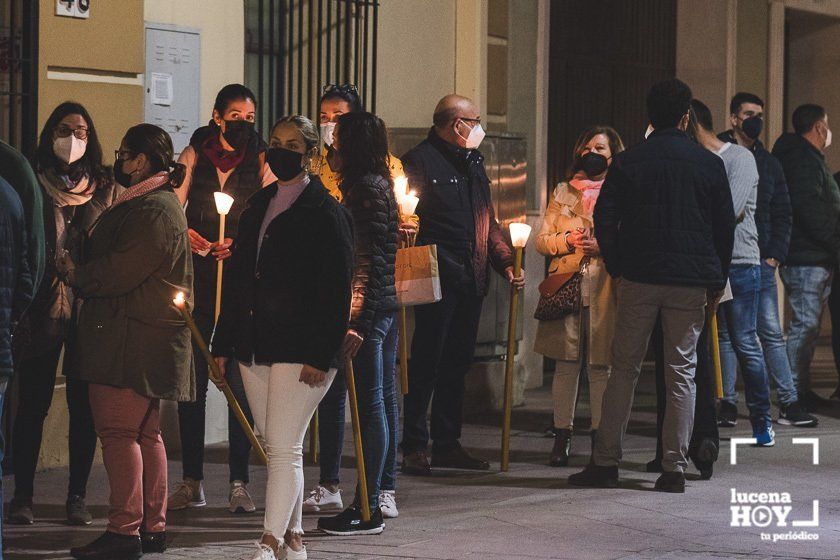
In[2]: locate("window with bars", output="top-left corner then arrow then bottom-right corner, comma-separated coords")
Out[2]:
245,0 -> 379,135
0,0 -> 37,156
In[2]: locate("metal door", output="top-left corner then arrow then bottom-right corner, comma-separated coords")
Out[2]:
144,25 -> 200,155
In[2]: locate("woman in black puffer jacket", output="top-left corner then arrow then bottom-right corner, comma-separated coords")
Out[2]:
317,112 -> 399,536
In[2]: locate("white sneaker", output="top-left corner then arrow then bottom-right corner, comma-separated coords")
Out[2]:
302,485 -> 342,513
379,490 -> 399,518
278,544 -> 307,560
229,481 -> 257,514
246,542 -> 276,560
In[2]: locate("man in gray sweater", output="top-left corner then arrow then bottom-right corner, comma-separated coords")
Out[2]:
692,99 -> 775,446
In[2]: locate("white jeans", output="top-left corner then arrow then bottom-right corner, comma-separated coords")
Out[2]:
239,362 -> 336,536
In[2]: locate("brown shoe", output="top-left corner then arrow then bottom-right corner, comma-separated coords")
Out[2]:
432,444 -> 490,471
401,450 -> 432,476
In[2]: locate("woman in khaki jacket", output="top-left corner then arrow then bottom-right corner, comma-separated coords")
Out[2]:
534,126 -> 624,466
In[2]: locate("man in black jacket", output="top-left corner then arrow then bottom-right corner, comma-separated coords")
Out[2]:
569,79 -> 735,493
717,92 -> 816,427
400,94 -> 521,474
772,104 -> 840,411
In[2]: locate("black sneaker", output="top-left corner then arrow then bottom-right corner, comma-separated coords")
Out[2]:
567,464 -> 619,488
7,498 -> 34,525
717,401 -> 738,427
70,531 -> 142,560
318,506 -> 385,536
654,471 -> 686,493
66,495 -> 93,526
799,390 -> 833,412
778,401 -> 818,427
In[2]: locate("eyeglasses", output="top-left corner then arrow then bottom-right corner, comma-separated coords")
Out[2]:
323,83 -> 359,95
55,125 -> 89,140
458,117 -> 481,125
114,149 -> 134,162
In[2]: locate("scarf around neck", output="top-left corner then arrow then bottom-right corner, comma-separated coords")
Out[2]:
113,171 -> 170,207
38,167 -> 94,207
201,133 -> 246,173
568,172 -> 604,216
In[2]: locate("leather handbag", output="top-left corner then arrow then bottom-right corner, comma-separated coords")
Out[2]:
534,258 -> 588,321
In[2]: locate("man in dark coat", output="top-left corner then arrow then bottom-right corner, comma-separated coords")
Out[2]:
400,94 -> 521,474
0,175 -> 34,550
569,79 -> 735,493
772,103 -> 840,411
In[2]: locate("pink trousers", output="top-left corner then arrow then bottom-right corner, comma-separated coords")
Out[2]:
88,383 -> 167,536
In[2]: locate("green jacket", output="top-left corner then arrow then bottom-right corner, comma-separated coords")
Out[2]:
0,140 -> 45,291
71,186 -> 195,401
771,133 -> 840,267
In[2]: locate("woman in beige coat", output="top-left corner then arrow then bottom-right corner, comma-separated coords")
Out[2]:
534,126 -> 624,466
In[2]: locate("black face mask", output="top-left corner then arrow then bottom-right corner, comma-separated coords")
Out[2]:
741,116 -> 763,140
113,159 -> 133,186
222,120 -> 255,150
579,152 -> 609,178
266,147 -> 305,181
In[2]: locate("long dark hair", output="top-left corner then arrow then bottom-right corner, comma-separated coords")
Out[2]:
335,112 -> 391,190
566,125 -> 625,180
122,124 -> 186,188
35,101 -> 108,187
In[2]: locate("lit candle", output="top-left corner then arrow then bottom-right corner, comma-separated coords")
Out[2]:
213,192 -> 235,322
509,222 -> 532,248
394,175 -> 409,199
399,190 -> 420,218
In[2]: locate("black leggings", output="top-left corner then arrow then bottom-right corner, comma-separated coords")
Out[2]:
12,344 -> 97,501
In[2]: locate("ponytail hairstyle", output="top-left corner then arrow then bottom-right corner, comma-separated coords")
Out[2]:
122,123 -> 186,188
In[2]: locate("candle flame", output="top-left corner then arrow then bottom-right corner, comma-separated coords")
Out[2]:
394,175 -> 409,197
174,292 -> 186,306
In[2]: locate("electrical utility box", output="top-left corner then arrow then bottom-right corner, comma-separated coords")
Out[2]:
144,24 -> 201,155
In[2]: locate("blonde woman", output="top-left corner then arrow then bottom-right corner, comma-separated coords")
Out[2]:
534,126 -> 624,466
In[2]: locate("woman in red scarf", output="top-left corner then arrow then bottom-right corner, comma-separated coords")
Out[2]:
169,84 -> 275,515
534,126 -> 624,467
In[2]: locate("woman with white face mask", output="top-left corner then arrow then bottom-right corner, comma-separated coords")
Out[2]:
8,102 -> 117,527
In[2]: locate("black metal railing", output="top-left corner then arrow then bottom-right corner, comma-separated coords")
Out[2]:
245,0 -> 379,135
0,0 -> 38,157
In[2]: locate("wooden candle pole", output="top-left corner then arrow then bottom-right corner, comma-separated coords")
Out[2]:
214,214 -> 225,322
174,294 -> 268,465
500,246 -> 523,472
345,357 -> 371,522
309,412 -> 319,464
709,311 -> 724,399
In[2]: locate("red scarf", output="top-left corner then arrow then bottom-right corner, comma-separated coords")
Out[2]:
201,133 -> 245,172
568,172 -> 604,216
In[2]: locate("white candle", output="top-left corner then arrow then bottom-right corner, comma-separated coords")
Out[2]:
509,222 -> 532,248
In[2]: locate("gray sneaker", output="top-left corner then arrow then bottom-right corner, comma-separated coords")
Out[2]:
66,495 -> 93,525
167,478 -> 206,511
229,481 -> 256,514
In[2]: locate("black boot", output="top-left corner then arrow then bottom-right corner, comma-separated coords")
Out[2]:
70,531 -> 142,560
568,463 -> 618,488
654,471 -> 686,493
141,531 -> 167,553
549,429 -> 572,467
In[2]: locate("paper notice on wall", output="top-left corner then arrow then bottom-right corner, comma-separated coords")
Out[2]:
150,72 -> 174,106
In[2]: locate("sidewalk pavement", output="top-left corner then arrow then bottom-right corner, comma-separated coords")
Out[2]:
5,346 -> 840,560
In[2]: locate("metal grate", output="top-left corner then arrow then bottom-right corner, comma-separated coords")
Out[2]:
0,0 -> 38,157
245,0 -> 379,135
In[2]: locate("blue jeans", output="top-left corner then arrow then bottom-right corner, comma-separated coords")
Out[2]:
717,265 -> 772,429
380,317 -> 399,492
351,312 -> 394,510
780,265 -> 833,393
721,262 -> 799,406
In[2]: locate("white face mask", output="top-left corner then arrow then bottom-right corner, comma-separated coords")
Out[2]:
644,124 -> 654,139
53,135 -> 87,164
320,122 -> 336,147
825,128 -> 832,150
457,121 -> 485,149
